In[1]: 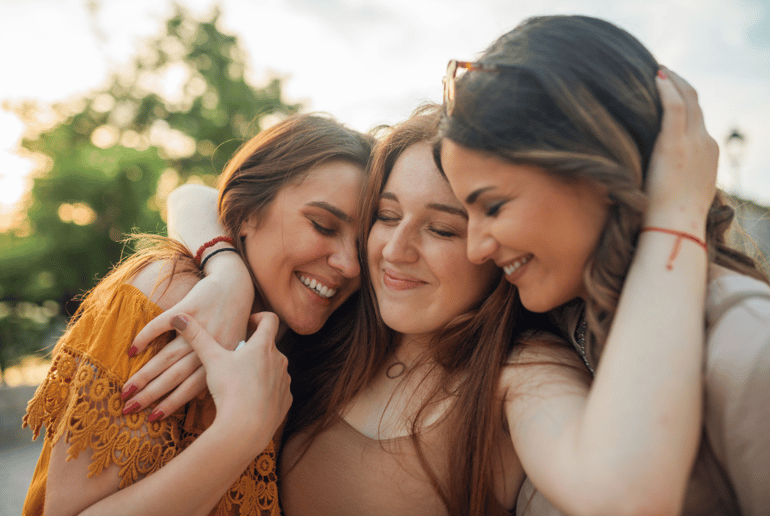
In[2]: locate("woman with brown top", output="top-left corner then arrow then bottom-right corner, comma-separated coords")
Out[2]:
21,113 -> 373,516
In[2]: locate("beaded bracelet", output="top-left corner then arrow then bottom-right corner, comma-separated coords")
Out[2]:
640,227 -> 707,270
194,236 -> 235,266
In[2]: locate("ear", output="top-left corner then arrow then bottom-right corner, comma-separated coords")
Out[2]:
240,213 -> 260,237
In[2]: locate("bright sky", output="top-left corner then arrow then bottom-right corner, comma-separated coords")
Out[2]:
1,0 -> 769,223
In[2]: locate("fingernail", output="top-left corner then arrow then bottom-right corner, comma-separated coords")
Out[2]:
657,69 -> 668,80
149,409 -> 164,422
121,384 -> 137,400
122,401 -> 140,414
127,345 -> 138,357
171,314 -> 188,331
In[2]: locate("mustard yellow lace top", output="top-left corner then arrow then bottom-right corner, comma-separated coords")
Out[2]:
22,283 -> 280,516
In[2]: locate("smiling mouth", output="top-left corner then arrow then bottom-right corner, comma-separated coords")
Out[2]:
299,275 -> 338,299
502,255 -> 533,276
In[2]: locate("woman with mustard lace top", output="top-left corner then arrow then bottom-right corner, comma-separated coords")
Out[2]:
21,113 -> 373,516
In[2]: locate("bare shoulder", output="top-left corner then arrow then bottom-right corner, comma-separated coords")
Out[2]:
128,260 -> 200,311
501,335 -> 591,394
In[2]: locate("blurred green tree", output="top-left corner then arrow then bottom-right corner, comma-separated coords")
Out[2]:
0,5 -> 300,381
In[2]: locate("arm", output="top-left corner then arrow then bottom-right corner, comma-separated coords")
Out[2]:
45,264 -> 290,516
122,184 -> 254,416
506,70 -> 715,515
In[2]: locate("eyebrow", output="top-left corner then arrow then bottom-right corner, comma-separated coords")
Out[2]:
465,186 -> 495,205
427,203 -> 468,220
306,201 -> 352,223
381,192 -> 467,220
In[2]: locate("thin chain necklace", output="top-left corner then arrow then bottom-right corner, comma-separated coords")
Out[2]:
386,361 -> 406,379
575,315 -> 595,375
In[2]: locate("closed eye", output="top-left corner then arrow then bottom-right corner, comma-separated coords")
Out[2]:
311,220 -> 336,236
429,227 -> 459,238
484,201 -> 506,217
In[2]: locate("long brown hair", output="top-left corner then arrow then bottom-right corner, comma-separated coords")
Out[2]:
284,104 -> 539,515
438,15 -> 768,364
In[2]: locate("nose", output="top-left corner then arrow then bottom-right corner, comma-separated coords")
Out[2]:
381,224 -> 418,264
466,217 -> 497,265
328,236 -> 361,279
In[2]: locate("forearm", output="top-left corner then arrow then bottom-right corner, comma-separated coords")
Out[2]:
167,184 -> 223,251
166,183 -> 252,302
574,216 -> 707,511
78,417 -> 268,516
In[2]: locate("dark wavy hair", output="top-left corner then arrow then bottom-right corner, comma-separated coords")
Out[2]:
438,14 -> 767,364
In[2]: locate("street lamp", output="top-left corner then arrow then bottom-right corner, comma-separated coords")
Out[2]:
725,128 -> 747,194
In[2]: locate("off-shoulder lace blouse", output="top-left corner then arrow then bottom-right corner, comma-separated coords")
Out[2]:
22,283 -> 280,516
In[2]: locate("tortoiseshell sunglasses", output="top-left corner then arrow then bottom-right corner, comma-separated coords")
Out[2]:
442,59 -> 517,116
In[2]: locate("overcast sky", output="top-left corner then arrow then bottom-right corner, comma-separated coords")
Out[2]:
1,0 -> 768,218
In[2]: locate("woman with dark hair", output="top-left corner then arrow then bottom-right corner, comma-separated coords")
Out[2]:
439,15 -> 770,515
21,113 -> 373,516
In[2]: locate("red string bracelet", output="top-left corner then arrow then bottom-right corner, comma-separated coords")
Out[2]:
640,227 -> 707,270
194,236 -> 235,266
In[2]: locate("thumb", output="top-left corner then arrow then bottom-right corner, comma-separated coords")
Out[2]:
247,312 -> 281,348
170,314 -> 223,366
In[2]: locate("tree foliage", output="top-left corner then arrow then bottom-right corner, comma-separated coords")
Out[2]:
0,5 -> 300,377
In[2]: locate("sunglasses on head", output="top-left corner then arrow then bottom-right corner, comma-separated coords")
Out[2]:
443,59 -> 518,116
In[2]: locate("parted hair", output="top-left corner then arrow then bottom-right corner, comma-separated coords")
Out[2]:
218,112 -> 374,255
438,14 -> 767,364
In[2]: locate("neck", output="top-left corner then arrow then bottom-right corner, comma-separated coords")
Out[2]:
393,332 -> 435,368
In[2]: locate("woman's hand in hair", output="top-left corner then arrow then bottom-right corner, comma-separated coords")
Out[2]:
123,254 -> 255,419
170,311 -> 292,447
645,68 -> 719,232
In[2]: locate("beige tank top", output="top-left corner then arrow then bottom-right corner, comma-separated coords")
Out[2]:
280,412 -> 519,515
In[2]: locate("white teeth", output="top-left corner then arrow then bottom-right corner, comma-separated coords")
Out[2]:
503,255 -> 532,276
299,275 -> 337,298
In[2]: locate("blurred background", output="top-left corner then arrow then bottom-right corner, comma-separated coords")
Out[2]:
0,1 -> 768,498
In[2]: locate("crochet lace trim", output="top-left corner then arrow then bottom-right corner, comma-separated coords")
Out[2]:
23,345 -> 280,515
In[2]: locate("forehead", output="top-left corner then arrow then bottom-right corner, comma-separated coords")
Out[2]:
385,143 -> 457,203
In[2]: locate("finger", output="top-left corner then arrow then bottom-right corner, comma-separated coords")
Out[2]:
171,313 -> 224,366
664,68 -> 703,131
124,352 -> 203,412
123,336 -> 194,398
148,368 -> 208,421
655,70 -> 686,143
131,310 -> 176,356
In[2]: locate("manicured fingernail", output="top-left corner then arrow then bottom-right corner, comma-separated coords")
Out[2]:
122,401 -> 140,414
171,314 -> 188,331
128,345 -> 138,357
657,69 -> 668,80
121,384 -> 137,400
149,409 -> 164,422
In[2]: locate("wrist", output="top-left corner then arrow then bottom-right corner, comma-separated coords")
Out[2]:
643,204 -> 707,240
210,407 -> 272,454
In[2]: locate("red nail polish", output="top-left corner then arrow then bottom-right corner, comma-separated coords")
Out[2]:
657,69 -> 668,80
122,401 -> 140,414
171,314 -> 188,331
128,345 -> 138,357
149,409 -> 164,422
121,384 -> 137,400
